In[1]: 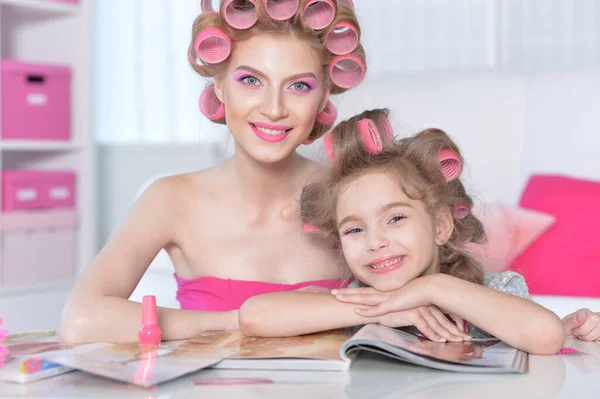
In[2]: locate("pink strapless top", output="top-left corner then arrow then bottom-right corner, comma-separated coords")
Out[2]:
174,274 -> 347,311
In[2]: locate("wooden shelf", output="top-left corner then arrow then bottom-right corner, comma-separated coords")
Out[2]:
0,0 -> 78,13
0,140 -> 80,151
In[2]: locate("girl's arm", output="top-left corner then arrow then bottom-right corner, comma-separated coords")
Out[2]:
239,291 -> 369,337
338,274 -> 565,355
61,178 -> 238,343
239,290 -> 471,342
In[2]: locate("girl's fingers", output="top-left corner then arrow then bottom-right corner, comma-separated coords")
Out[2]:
331,287 -> 379,296
413,317 -> 447,343
427,308 -> 468,341
336,294 -> 387,306
419,309 -> 464,342
573,314 -> 600,338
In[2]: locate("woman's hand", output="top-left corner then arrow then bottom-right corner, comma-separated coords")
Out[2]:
563,308 -> 600,341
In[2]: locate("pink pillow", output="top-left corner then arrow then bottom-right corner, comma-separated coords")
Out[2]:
509,175 -> 600,297
465,203 -> 555,273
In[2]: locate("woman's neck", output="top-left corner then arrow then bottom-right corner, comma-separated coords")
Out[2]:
227,146 -> 312,209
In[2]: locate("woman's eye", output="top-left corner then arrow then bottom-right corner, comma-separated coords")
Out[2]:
243,76 -> 260,85
292,82 -> 310,91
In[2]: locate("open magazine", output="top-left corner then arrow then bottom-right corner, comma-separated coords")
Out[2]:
204,324 -> 528,373
0,324 -> 527,387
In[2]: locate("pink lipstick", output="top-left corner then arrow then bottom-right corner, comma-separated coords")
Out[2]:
250,122 -> 292,143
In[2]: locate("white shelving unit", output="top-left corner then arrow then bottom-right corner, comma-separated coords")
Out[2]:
0,0 -> 96,333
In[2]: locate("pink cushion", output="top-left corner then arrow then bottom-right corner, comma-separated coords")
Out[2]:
465,203 -> 555,273
510,174 -> 600,297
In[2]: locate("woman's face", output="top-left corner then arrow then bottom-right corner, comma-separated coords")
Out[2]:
215,33 -> 330,164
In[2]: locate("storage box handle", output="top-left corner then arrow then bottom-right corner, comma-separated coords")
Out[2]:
27,74 -> 46,84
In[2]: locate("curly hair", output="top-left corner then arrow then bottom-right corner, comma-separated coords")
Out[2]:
302,108 -> 487,285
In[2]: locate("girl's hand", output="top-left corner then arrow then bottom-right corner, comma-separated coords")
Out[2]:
563,308 -> 600,341
294,285 -> 331,293
375,306 -> 470,343
331,278 -> 431,315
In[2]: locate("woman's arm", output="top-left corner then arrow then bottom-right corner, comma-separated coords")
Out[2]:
337,274 -> 565,354
239,291 -> 369,337
61,178 -> 238,343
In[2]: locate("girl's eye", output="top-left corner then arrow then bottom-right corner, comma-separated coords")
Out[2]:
242,76 -> 260,85
291,82 -> 311,91
389,215 -> 406,224
343,227 -> 364,235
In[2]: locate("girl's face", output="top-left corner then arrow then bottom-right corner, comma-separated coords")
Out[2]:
215,34 -> 330,164
336,171 -> 452,292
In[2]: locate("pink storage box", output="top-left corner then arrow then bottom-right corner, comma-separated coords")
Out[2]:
1,60 -> 71,141
0,210 -> 78,288
2,170 -> 76,212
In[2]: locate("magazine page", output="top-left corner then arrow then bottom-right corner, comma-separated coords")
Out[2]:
7,337 -> 236,387
340,324 -> 527,373
188,329 -> 355,371
0,333 -> 79,383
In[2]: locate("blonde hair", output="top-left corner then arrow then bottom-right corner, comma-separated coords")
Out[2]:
188,0 -> 366,141
302,108 -> 486,285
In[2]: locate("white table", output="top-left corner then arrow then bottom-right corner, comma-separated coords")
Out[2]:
1,339 -> 599,398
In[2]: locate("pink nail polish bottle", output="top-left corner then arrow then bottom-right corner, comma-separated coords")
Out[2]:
139,296 -> 161,347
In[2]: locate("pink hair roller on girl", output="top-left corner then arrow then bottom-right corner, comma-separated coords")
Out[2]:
223,0 -> 258,30
439,149 -> 463,182
302,223 -> 322,233
377,114 -> 394,142
303,0 -> 336,30
328,54 -> 365,89
316,99 -> 338,125
194,28 -> 232,64
356,118 -> 383,155
325,22 -> 359,55
263,0 -> 299,21
199,85 -> 225,121
454,204 -> 470,220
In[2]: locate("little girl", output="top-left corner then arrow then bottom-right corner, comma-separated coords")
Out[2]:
239,108 -> 566,355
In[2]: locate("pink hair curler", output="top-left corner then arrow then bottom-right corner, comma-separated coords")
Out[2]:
377,114 -> 394,142
439,149 -> 463,182
223,0 -> 258,29
454,203 -> 470,219
194,28 -> 232,64
356,118 -> 383,155
199,85 -> 226,121
263,0 -> 299,21
325,22 -> 359,55
303,0 -> 336,30
302,223 -> 322,232
328,55 -> 365,89
323,131 -> 335,162
316,99 -> 337,125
